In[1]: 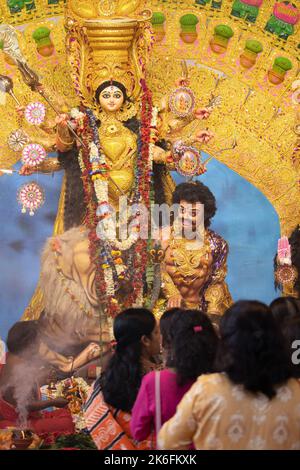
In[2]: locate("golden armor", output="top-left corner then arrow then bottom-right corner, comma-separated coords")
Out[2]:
156,227 -> 232,317
98,116 -> 137,208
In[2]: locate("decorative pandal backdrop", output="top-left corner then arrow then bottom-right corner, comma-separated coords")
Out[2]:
0,2 -> 299,443
0,0 -> 299,235
0,0 -> 298,328
146,0 -> 300,237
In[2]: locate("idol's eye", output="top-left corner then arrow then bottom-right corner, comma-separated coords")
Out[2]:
102,93 -> 111,99
113,93 -> 122,99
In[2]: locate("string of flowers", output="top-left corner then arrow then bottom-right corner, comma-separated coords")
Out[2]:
126,80 -> 154,307
77,113 -> 111,312
73,108 -> 138,315
70,83 -> 156,314
145,105 -> 158,305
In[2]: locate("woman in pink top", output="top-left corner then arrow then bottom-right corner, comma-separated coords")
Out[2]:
131,309 -> 219,442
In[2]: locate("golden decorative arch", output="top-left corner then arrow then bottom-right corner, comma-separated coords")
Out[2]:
146,0 -> 300,236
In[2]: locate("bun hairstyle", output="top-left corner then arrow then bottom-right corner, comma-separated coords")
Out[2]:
171,310 -> 219,385
270,296 -> 300,327
217,300 -> 292,399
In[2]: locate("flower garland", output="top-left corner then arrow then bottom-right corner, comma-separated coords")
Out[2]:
85,109 -> 139,306
78,113 -> 119,315
49,377 -> 90,432
125,80 -> 154,307
70,82 -> 155,315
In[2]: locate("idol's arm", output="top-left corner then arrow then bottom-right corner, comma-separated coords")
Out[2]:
56,121 -> 75,153
19,120 -> 76,175
205,242 -> 233,315
152,145 -> 175,169
161,267 -> 184,308
19,156 -> 63,175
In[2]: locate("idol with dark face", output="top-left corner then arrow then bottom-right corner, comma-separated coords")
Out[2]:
157,181 -> 232,316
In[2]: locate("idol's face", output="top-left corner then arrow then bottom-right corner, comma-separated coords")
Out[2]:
179,200 -> 204,233
99,86 -> 124,113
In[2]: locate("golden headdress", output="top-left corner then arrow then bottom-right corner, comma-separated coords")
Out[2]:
65,0 -> 153,108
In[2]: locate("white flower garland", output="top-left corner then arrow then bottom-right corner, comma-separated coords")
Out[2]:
70,108 -> 85,120
104,268 -> 115,296
75,106 -> 158,298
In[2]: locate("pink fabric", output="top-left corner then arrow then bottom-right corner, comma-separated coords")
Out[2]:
131,369 -> 194,442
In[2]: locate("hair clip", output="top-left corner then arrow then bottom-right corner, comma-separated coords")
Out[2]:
194,326 -> 203,333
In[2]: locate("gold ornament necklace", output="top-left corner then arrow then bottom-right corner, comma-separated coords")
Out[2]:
170,229 -> 212,284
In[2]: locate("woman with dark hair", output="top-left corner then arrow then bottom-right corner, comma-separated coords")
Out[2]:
158,301 -> 300,450
159,308 -> 181,363
282,318 -> 300,380
270,297 -> 300,379
270,296 -> 300,327
84,308 -> 161,450
131,310 -> 218,443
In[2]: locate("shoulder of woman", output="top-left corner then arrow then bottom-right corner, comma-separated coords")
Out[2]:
143,368 -> 175,385
194,372 -> 227,392
141,370 -> 157,385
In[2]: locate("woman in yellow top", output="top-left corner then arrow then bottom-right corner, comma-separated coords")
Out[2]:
158,300 -> 300,450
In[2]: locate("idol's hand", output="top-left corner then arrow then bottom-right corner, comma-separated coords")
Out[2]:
196,165 -> 207,176
19,164 -> 35,176
195,107 -> 211,120
175,78 -> 190,87
16,106 -> 25,119
152,145 -> 167,163
86,342 -> 101,362
56,114 -> 75,151
55,113 -> 70,129
167,294 -> 183,309
194,129 -> 214,144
